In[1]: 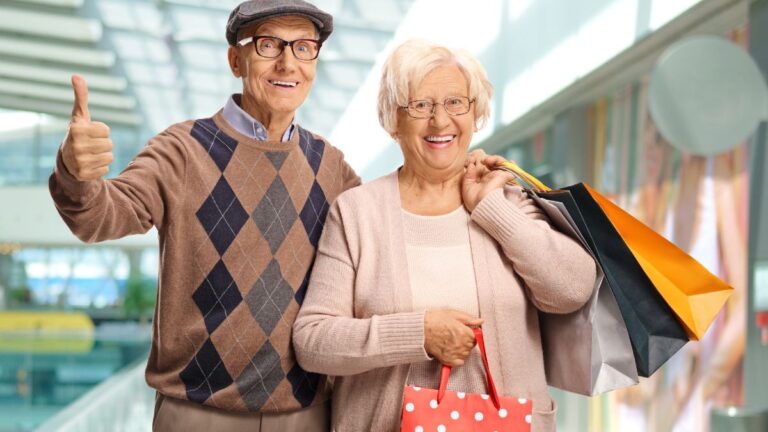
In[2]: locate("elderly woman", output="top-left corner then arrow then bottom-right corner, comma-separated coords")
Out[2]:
293,39 -> 596,431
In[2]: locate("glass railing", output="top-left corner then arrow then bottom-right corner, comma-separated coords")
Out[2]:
0,315 -> 151,432
1,312 -> 587,432
34,358 -> 153,432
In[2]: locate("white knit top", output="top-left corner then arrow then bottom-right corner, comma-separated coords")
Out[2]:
402,206 -> 488,394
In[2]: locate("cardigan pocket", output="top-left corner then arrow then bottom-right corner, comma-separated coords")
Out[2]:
532,398 -> 557,432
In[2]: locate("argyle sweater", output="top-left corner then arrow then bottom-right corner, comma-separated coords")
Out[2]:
49,111 -> 361,413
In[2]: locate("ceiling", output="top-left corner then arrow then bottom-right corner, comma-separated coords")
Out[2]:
0,0 -> 415,137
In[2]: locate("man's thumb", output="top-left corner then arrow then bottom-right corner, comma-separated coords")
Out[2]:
71,74 -> 91,122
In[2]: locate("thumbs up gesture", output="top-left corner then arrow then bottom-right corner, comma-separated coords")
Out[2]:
61,75 -> 114,181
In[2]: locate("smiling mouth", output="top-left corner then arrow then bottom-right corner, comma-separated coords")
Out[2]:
424,135 -> 456,149
269,80 -> 298,88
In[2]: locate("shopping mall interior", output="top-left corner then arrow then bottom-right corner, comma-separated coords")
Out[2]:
0,0 -> 767,430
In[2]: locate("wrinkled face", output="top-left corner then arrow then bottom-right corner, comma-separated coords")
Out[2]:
394,65 -> 475,178
228,16 -> 318,118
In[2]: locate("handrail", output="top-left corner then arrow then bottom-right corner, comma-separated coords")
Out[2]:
35,358 -> 153,432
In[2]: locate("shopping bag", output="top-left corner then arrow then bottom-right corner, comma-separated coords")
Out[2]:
530,192 -> 639,395
585,185 -> 733,340
401,328 -> 533,432
496,161 -> 689,377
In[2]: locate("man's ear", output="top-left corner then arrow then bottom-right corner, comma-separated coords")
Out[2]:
228,46 -> 242,78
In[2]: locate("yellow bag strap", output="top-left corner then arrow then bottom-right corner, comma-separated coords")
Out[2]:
494,160 -> 552,192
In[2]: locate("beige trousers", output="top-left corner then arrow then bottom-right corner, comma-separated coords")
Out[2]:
153,393 -> 330,432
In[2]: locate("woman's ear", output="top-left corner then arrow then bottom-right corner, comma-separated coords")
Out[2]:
228,46 -> 241,78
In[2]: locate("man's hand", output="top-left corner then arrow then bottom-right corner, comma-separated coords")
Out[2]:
61,75 -> 113,181
424,309 -> 483,367
462,155 -> 515,212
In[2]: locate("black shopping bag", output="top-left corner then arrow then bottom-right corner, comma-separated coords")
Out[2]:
539,185 -> 688,377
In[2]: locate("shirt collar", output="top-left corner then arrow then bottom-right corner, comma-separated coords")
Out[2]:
222,94 -> 295,142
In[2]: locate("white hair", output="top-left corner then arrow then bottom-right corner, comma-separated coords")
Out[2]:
377,39 -> 494,135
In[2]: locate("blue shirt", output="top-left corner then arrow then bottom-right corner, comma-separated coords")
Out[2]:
222,94 -> 296,142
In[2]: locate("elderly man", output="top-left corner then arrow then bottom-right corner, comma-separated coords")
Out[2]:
49,1 -> 359,430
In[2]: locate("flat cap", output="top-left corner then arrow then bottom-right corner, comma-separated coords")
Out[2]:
226,0 -> 333,46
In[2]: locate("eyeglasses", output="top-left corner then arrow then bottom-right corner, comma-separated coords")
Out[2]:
237,35 -> 322,61
400,96 -> 474,119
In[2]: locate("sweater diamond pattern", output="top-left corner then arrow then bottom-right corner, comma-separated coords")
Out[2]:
191,117 -> 239,172
245,259 -> 293,335
299,180 -> 329,248
294,264 -> 312,306
287,363 -> 323,408
299,128 -> 324,174
252,177 -> 297,253
196,177 -> 249,256
265,151 -> 289,170
236,341 -> 285,411
180,118 -> 348,409
180,338 -> 234,404
192,259 -> 243,334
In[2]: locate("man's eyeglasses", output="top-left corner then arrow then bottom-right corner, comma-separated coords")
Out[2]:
237,35 -> 322,61
400,96 -> 474,119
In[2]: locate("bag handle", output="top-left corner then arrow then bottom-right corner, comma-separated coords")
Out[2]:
437,327 -> 502,410
494,160 -> 552,193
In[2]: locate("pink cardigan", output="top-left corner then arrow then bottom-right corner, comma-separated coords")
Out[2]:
293,171 -> 596,431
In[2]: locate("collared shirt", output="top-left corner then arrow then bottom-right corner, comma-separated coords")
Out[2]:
222,94 -> 296,142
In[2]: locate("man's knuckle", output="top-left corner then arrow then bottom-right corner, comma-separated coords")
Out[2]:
96,123 -> 110,135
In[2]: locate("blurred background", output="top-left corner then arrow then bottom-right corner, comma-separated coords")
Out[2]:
0,0 -> 767,430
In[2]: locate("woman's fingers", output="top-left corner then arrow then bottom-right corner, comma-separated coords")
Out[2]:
464,159 -> 479,182
467,148 -> 488,166
449,309 -> 483,325
424,309 -> 482,366
481,155 -> 513,168
486,169 -> 516,188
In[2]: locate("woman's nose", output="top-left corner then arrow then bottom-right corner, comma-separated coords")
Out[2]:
429,104 -> 451,128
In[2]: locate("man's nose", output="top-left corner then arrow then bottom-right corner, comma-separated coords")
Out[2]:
275,46 -> 299,71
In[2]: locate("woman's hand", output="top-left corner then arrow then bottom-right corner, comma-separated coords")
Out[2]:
424,309 -> 483,367
466,148 -> 487,170
462,155 -> 516,212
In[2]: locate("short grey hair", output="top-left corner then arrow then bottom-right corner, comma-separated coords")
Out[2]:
377,39 -> 493,135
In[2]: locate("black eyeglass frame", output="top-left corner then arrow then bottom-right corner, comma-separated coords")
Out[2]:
237,35 -> 323,61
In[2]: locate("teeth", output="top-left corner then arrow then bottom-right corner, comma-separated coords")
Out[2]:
270,80 -> 297,87
425,135 -> 455,142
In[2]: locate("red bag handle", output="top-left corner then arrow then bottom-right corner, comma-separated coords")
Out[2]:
437,327 -> 502,409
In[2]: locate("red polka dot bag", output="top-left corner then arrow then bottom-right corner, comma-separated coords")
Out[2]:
401,328 -> 533,431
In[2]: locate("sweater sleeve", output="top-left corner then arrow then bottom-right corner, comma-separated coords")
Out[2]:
470,186 -> 596,314
293,199 -> 430,376
339,151 -> 362,192
48,128 -> 187,243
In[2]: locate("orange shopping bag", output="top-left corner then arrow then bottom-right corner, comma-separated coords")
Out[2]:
586,185 -> 733,340
496,162 -> 688,376
498,160 -> 733,341
401,328 -> 533,431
